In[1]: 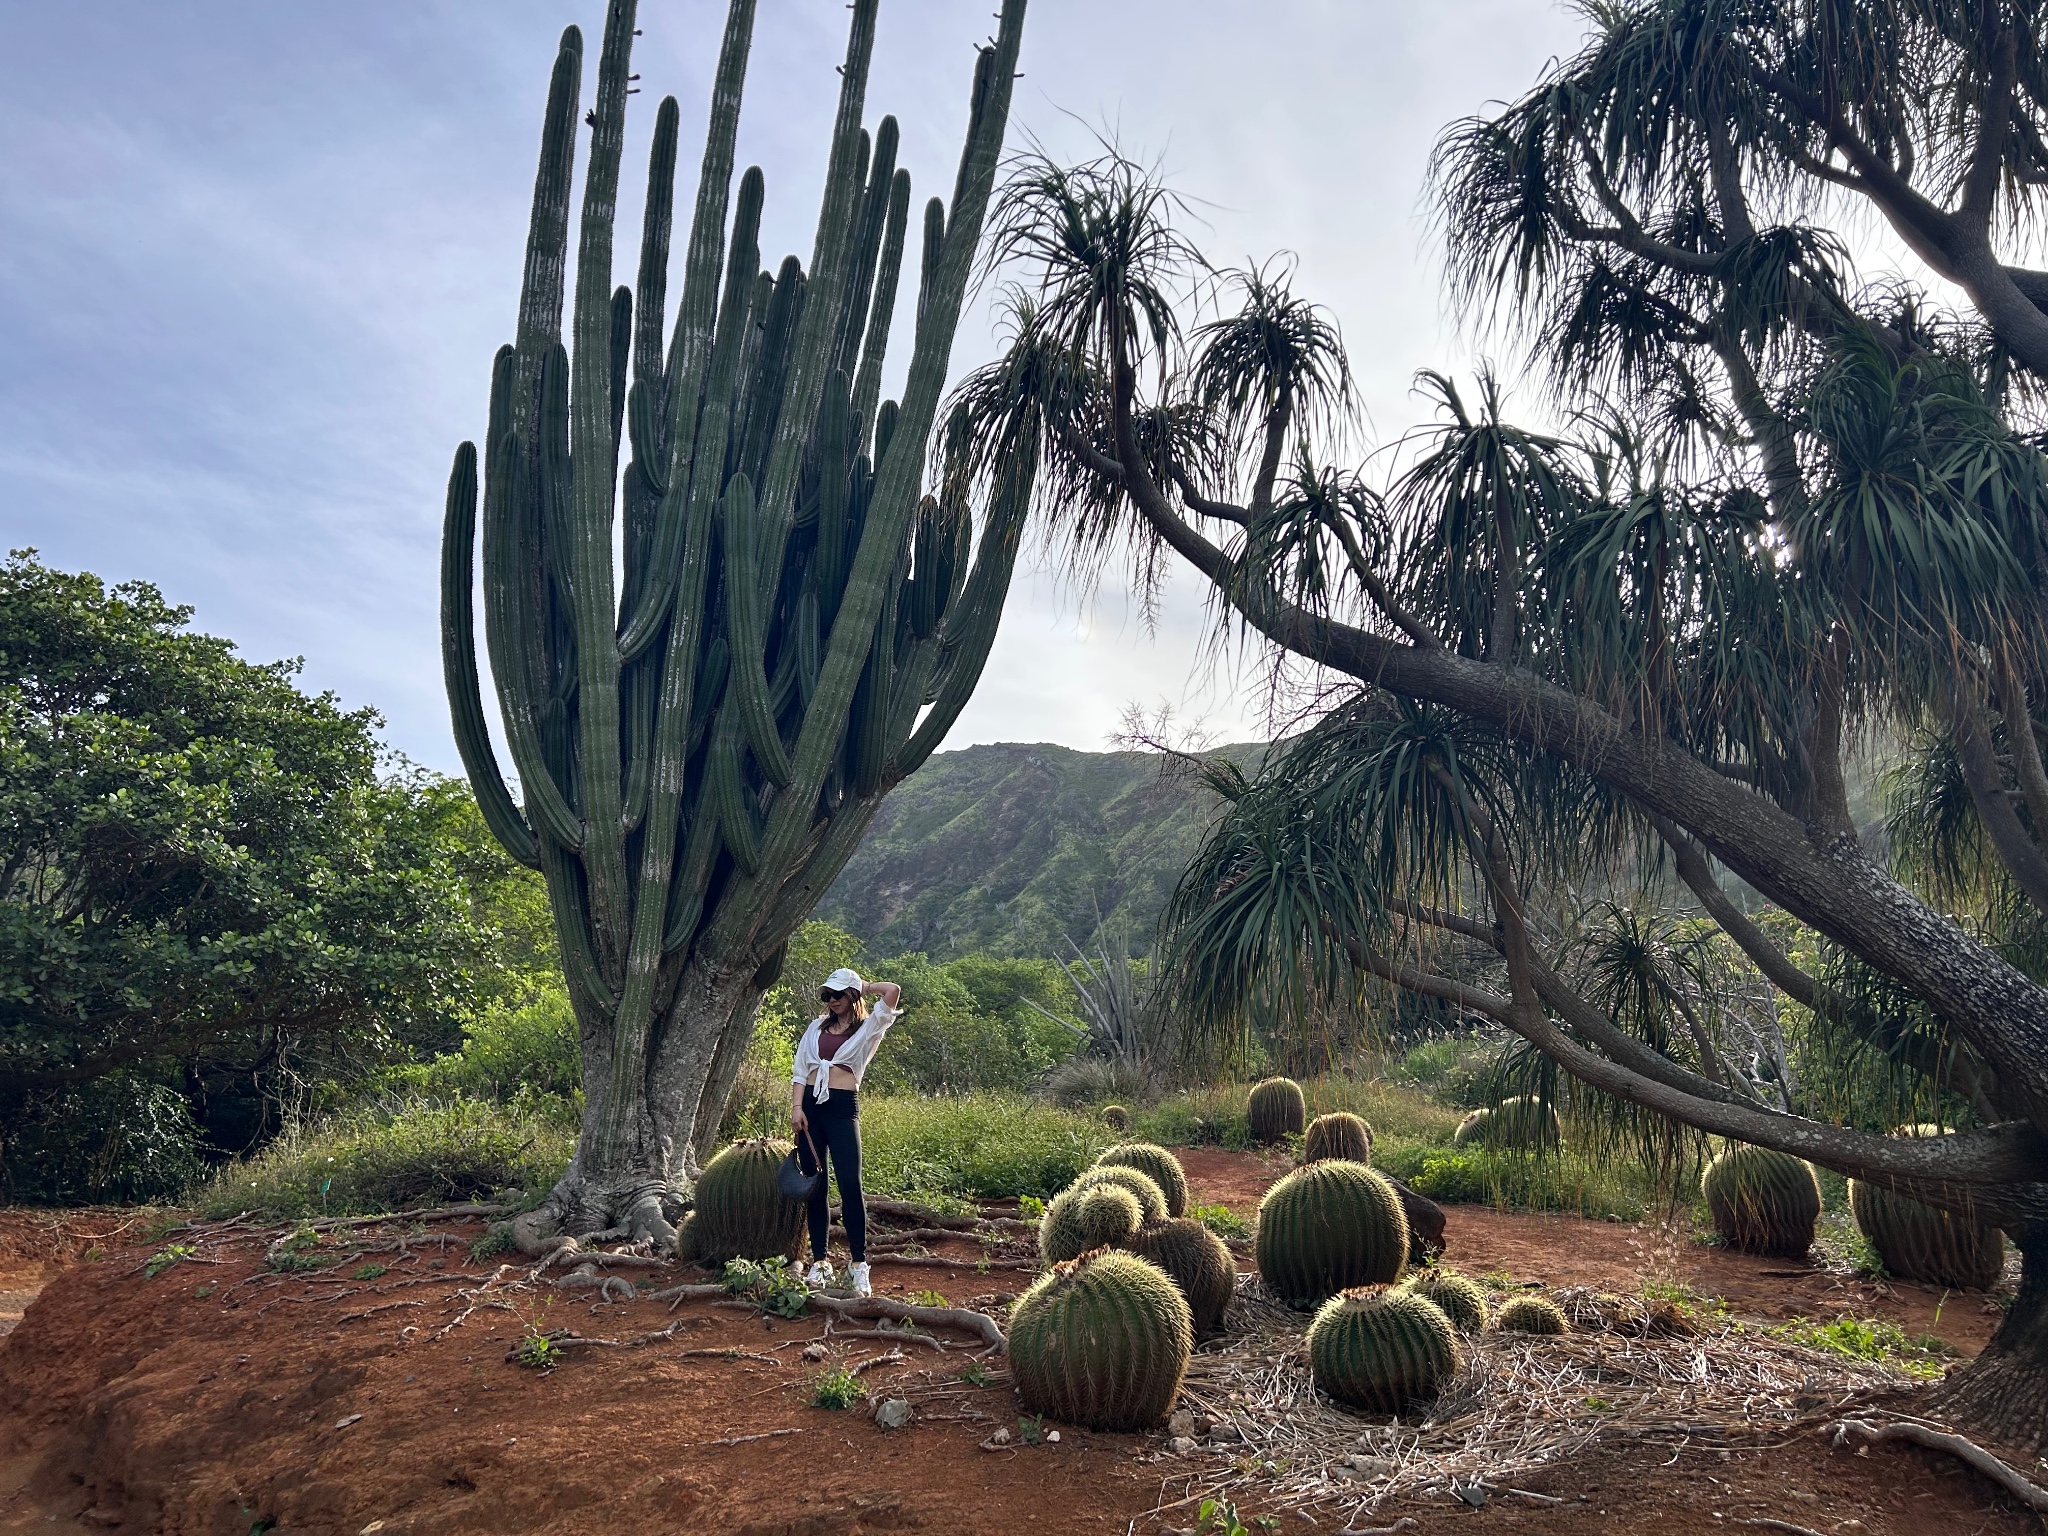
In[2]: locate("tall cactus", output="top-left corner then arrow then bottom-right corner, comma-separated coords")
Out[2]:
441,0 -> 1031,1249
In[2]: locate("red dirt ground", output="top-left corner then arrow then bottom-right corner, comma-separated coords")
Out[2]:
0,1154 -> 2035,1536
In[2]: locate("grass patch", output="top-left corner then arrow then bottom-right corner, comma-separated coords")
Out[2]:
1190,1202 -> 1250,1240
1375,1142 -> 1663,1222
858,1094 -> 1107,1201
1773,1314 -> 1954,1378
195,1097 -> 572,1219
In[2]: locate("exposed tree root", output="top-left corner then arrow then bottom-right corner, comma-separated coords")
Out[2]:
865,1252 -> 1037,1272
650,1282 -> 731,1306
805,1292 -> 1006,1351
828,1327 -> 947,1353
551,1272 -> 636,1302
530,1320 -> 690,1354
849,1349 -> 908,1375
1824,1418 -> 2048,1512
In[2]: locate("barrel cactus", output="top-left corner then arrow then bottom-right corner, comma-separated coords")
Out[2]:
1255,1160 -> 1409,1305
1302,1112 -> 1374,1166
1120,1218 -> 1237,1335
1306,1285 -> 1461,1415
1453,1096 -> 1559,1151
1068,1165 -> 1169,1225
1008,1249 -> 1193,1430
1247,1077 -> 1307,1144
1096,1143 -> 1190,1217
685,1138 -> 805,1263
1404,1268 -> 1488,1333
1039,1182 -> 1143,1264
1849,1131 -> 2005,1290
1101,1104 -> 1130,1134
1701,1143 -> 1821,1257
1493,1294 -> 1568,1335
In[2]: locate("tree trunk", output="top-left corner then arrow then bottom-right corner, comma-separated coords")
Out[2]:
511,960 -> 766,1254
1933,1224 -> 2048,1455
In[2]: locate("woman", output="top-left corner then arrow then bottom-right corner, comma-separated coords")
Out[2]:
790,967 -> 901,1297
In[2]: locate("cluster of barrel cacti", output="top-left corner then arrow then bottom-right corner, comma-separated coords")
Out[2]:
1247,1077 -> 1306,1144
1255,1159 -> 1409,1306
1848,1128 -> 2005,1289
1070,1164 -> 1170,1224
1122,1218 -> 1237,1336
1453,1096 -> 1561,1151
1701,1143 -> 1821,1257
1008,1249 -> 1194,1431
678,1138 -> 805,1263
1302,1111 -> 1373,1166
1306,1285 -> 1462,1414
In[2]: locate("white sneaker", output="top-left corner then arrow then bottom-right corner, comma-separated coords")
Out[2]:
805,1259 -> 834,1287
849,1261 -> 873,1298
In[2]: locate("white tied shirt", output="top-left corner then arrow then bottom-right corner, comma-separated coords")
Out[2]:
790,1001 -> 900,1102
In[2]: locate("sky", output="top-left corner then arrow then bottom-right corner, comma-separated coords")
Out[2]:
0,0 -> 1591,772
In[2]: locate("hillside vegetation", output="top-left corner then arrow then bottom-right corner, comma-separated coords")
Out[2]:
817,741 -> 1263,958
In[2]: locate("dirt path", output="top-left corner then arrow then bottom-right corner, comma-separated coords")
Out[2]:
0,1157 -> 2033,1535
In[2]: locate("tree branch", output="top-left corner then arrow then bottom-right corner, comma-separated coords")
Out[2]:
1949,666 -> 2048,912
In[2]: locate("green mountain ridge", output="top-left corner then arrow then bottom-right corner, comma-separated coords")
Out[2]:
818,741 -> 1266,960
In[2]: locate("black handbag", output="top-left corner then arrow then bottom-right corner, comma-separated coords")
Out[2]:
776,1128 -> 825,1202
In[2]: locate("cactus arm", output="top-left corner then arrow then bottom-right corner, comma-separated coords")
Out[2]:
890,438 -> 1034,778
744,2 -> 1027,903
718,475 -> 794,785
608,285 -> 633,471
440,440 -> 542,869
633,94 -> 681,395
851,169 -> 910,456
562,0 -> 640,980
541,837 -> 619,1018
834,116 -> 899,383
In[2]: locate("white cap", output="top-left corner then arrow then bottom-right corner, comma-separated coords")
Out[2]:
822,968 -> 865,994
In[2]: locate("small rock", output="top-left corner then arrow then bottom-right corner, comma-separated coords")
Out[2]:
875,1398 -> 913,1430
1209,1421 -> 1243,1443
1168,1410 -> 1196,1439
990,1426 -> 1013,1446
333,1414 -> 363,1430
1346,1455 -> 1393,1477
1045,1429 -> 1060,1443
1167,1436 -> 1198,1456
801,1342 -> 828,1361
1454,1481 -> 1488,1508
360,1524 -> 387,1535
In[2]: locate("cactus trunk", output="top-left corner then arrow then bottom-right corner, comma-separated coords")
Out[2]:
443,0 -> 1031,1253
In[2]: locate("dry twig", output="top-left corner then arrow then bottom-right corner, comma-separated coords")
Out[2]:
1824,1418 -> 2048,1512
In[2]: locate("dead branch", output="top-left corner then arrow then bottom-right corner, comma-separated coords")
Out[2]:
1337,1521 -> 1417,1536
338,1300 -> 426,1322
850,1349 -> 908,1375
1824,1418 -> 2048,1511
1735,1520 -> 1829,1536
676,1347 -> 781,1365
866,1252 -> 1037,1272
544,1321 -> 689,1352
679,1428 -> 803,1449
806,1292 -> 1006,1351
650,1282 -> 730,1307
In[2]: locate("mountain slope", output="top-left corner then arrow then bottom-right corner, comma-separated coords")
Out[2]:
818,742 -> 1260,960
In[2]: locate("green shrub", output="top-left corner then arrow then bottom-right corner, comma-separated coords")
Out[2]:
394,983 -> 581,1111
2,1075 -> 204,1205
196,1097 -> 572,1218
858,1095 -> 1107,1200
1374,1144 -> 1656,1222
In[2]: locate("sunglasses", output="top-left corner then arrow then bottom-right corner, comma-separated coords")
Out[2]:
819,987 -> 857,1002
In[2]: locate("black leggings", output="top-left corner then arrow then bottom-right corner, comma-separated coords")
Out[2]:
797,1086 -> 865,1262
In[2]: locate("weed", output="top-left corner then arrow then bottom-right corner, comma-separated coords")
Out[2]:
143,1212 -> 191,1244
1190,1203 -> 1250,1240
1584,1395 -> 1613,1411
82,1245 -> 105,1263
1018,1195 -> 1045,1219
808,1366 -> 866,1410
144,1243 -> 193,1278
470,1226 -> 515,1262
721,1257 -> 810,1317
1196,1498 -> 1279,1536
351,1263 -> 390,1281
192,1283 -> 216,1299
905,1288 -> 949,1309
513,1328 -> 562,1369
960,1360 -> 993,1388
1016,1413 -> 1044,1446
268,1251 -> 331,1273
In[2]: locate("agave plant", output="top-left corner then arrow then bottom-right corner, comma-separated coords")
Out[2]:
440,0 -> 1029,1248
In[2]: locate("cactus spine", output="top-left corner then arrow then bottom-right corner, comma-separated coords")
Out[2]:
1306,1286 -> 1461,1415
1095,1143 -> 1190,1217
1256,1160 -> 1409,1305
1067,1165 -> 1168,1225
1405,1269 -> 1489,1332
440,0 -> 1031,1246
1701,1144 -> 1821,1258
1849,1127 -> 2005,1289
1008,1249 -> 1193,1430
1493,1294 -> 1568,1335
1247,1077 -> 1306,1144
684,1138 -> 805,1263
1119,1218 -> 1237,1335
1302,1112 -> 1374,1166
1040,1183 -> 1143,1264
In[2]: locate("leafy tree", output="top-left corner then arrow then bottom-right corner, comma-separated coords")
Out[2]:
966,3 -> 2048,1448
0,552 -> 515,1198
